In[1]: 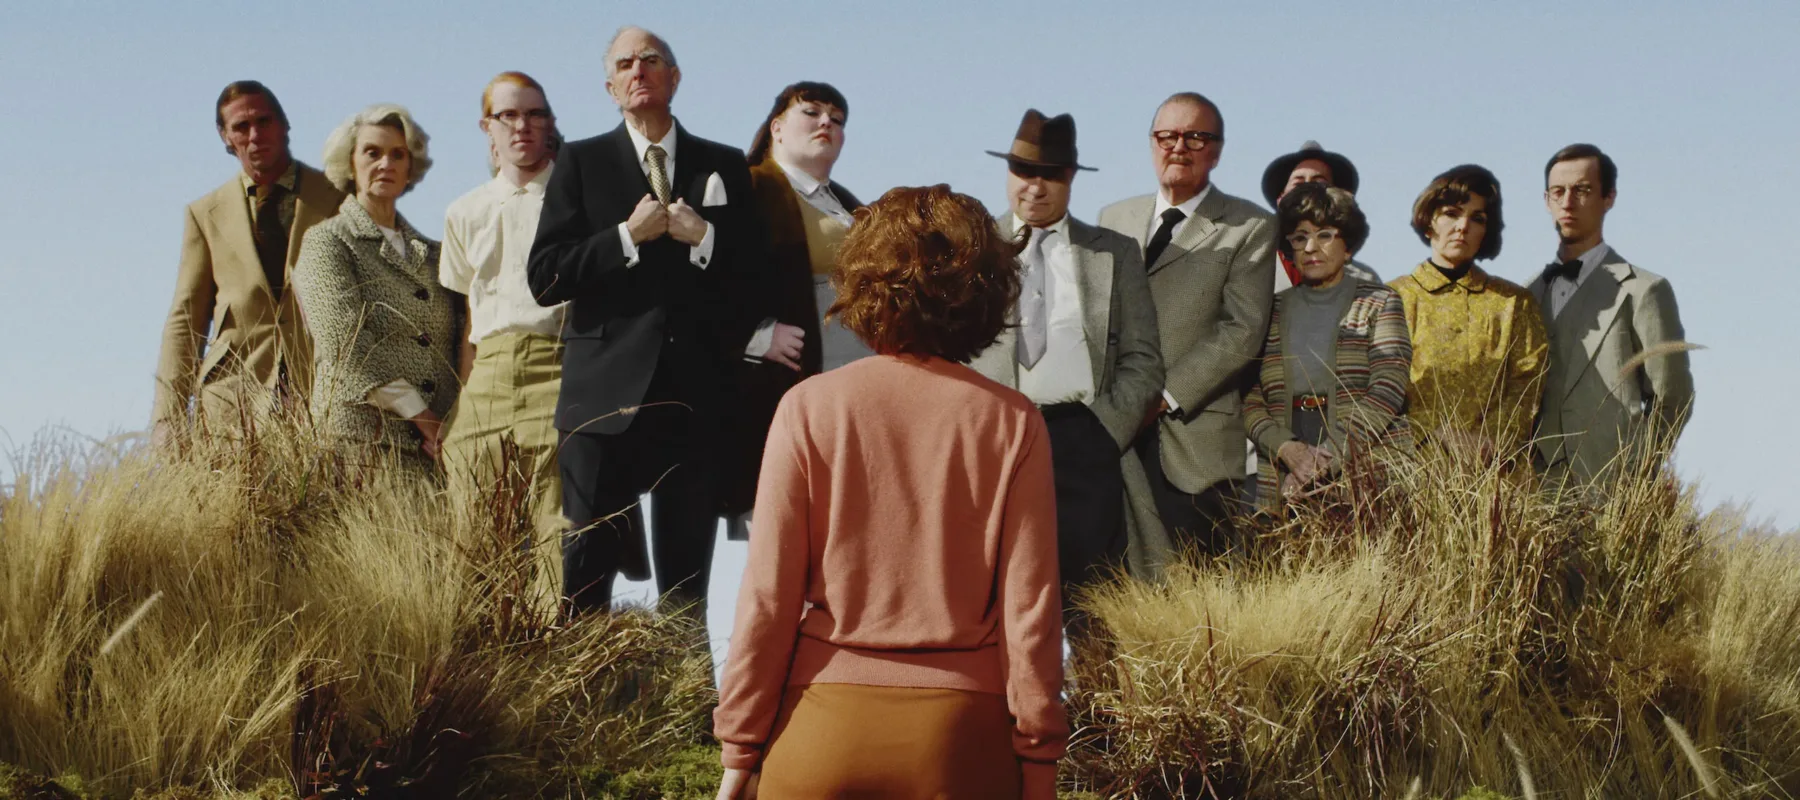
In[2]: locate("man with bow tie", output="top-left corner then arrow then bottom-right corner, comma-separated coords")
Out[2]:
527,26 -> 767,615
1528,143 -> 1694,487
966,109 -> 1163,615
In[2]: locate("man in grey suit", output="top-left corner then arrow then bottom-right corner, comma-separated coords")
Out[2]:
1098,92 -> 1278,574
1529,143 -> 1694,487
967,110 -> 1163,607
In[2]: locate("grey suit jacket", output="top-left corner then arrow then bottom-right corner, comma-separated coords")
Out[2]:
1527,247 -> 1694,485
966,214 -> 1164,450
1100,187 -> 1277,577
293,197 -> 460,452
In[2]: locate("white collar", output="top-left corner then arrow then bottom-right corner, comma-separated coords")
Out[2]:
624,119 -> 677,165
488,160 -> 556,199
1154,183 -> 1211,221
1011,212 -> 1071,241
773,157 -> 829,197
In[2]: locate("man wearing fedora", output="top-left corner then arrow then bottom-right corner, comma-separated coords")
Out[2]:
1261,141 -> 1381,285
967,110 -> 1163,611
1099,92 -> 1277,575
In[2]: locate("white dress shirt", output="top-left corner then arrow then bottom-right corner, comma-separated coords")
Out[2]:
1550,242 -> 1611,318
440,163 -> 566,343
774,157 -> 854,226
1012,214 -> 1095,406
1152,184 -> 1213,414
617,120 -> 716,269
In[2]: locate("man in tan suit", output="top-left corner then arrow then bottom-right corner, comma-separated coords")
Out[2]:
1529,143 -> 1694,487
1099,92 -> 1277,575
153,81 -> 344,444
967,109 -> 1163,610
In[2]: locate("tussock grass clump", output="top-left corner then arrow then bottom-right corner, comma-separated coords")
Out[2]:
0,413 -> 712,798
1068,437 -> 1800,799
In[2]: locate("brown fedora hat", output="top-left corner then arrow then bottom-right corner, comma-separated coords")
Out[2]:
986,109 -> 1097,171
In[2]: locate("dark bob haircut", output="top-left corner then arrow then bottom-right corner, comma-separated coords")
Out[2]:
1544,143 -> 1618,197
1277,183 -> 1369,259
829,185 -> 1022,363
747,81 -> 849,166
1410,164 -> 1504,262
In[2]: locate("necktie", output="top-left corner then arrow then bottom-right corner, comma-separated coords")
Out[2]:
1017,228 -> 1050,369
645,144 -> 672,205
253,183 -> 288,297
1544,259 -> 1583,283
1144,207 -> 1186,269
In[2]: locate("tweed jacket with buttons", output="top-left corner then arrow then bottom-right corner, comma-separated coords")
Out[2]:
293,196 -> 460,450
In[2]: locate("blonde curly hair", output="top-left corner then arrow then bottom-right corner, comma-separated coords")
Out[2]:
321,103 -> 432,195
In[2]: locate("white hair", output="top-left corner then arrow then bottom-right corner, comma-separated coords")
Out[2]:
321,103 -> 433,195
604,26 -> 678,76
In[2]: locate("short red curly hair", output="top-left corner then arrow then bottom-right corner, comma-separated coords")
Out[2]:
829,185 -> 1022,364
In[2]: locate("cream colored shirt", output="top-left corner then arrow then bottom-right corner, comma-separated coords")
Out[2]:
1011,214 -> 1094,406
617,120 -> 716,269
440,163 -> 566,342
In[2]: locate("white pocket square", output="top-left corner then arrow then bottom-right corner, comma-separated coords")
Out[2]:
702,172 -> 728,207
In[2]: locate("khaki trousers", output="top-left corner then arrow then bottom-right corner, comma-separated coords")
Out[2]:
444,332 -> 564,602
758,683 -> 1024,799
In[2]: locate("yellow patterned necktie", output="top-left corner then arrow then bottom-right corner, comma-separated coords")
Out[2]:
646,144 -> 671,205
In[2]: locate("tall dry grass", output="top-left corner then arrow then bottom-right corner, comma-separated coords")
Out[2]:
1067,429 -> 1800,798
0,411 -> 712,798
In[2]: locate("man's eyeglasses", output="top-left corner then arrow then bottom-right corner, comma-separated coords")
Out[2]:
1285,229 -> 1342,250
489,109 -> 554,128
1152,130 -> 1223,151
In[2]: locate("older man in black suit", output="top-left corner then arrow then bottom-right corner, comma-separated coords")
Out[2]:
528,26 -> 766,615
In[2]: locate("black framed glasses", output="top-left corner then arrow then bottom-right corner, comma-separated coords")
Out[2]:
1151,129 -> 1223,151
488,109 -> 554,128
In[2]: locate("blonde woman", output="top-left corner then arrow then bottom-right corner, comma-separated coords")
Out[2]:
294,104 -> 458,467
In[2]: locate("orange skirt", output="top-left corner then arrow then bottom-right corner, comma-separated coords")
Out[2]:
758,683 -> 1022,799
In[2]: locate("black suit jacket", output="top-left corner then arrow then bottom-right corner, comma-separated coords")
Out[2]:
528,121 -> 765,434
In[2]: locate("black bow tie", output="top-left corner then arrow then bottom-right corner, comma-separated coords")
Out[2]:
1544,259 -> 1583,282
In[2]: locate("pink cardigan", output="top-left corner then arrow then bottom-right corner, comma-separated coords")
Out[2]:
714,354 -> 1068,777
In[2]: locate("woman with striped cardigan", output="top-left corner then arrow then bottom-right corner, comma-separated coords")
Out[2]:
1244,184 -> 1413,506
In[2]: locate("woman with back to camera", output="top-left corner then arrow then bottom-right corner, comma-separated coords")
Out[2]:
713,185 -> 1068,800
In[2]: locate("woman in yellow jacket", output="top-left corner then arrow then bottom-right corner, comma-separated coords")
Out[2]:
1388,165 -> 1548,463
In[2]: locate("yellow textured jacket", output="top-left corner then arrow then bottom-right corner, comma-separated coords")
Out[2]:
1388,261 -> 1549,456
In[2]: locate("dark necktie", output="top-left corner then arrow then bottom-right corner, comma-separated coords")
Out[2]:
1544,259 -> 1583,283
1144,207 -> 1186,269
254,183 -> 288,297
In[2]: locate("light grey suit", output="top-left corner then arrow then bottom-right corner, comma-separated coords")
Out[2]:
968,214 -> 1164,449
1099,187 -> 1277,576
1527,247 -> 1694,486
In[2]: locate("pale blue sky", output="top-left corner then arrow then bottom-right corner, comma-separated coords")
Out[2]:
3,2 -> 1796,642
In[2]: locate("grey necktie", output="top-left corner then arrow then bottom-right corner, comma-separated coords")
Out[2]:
1017,227 -> 1050,369
646,144 -> 671,205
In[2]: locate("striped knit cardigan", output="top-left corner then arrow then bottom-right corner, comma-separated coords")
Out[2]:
1243,279 -> 1414,508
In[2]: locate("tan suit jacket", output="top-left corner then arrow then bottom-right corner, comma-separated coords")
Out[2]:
153,163 -> 344,426
967,214 -> 1164,450
1099,187 -> 1277,575
1528,247 -> 1694,485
